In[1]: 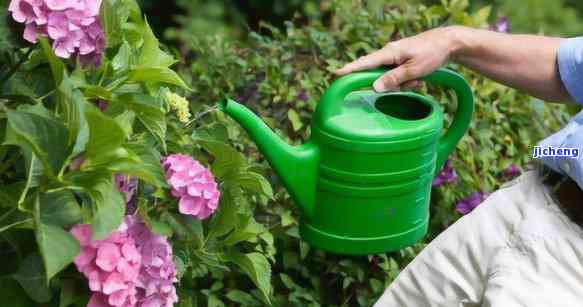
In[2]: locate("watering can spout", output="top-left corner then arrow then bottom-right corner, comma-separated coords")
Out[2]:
219,98 -> 318,220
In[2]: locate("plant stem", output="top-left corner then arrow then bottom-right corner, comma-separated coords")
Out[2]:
0,208 -> 17,225
0,218 -> 33,234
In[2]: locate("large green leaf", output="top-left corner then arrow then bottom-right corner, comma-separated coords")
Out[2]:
195,139 -> 246,179
68,171 -> 125,240
39,191 -> 82,227
57,78 -> 90,154
84,105 -> 127,159
7,104 -> 52,196
208,186 -> 238,239
226,252 -> 272,305
228,171 -> 273,199
0,277 -> 35,307
161,212 -> 204,248
40,38 -> 88,151
17,150 -> 41,206
117,93 -> 167,150
0,182 -> 24,208
12,253 -> 52,303
88,176 -> 125,240
34,194 -> 80,281
5,111 -> 70,176
97,143 -> 166,187
223,215 -> 266,246
112,40 -> 132,73
100,0 -> 130,48
127,67 -> 190,89
138,19 -> 176,67
39,38 -> 65,85
125,143 -> 166,186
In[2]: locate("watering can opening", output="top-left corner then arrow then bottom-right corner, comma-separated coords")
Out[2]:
373,94 -> 433,121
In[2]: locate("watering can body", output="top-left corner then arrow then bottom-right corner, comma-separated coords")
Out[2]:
220,68 -> 473,255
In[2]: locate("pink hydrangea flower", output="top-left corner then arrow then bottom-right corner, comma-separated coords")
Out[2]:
8,0 -> 105,66
71,220 -> 141,307
126,216 -> 178,307
161,154 -> 220,220
71,216 -> 179,307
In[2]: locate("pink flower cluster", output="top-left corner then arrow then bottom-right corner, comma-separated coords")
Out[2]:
161,154 -> 220,220
8,0 -> 105,65
71,216 -> 178,307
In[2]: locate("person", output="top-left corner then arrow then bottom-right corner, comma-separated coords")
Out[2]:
336,26 -> 583,306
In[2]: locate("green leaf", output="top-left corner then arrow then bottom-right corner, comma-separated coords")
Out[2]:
89,177 -> 125,240
121,0 -> 143,22
39,38 -> 65,85
138,18 -> 176,67
114,111 -> 136,136
148,219 -> 173,237
17,152 -> 40,207
39,191 -> 82,227
127,143 -> 166,186
161,212 -> 204,247
226,290 -> 260,306
5,110 -> 70,176
34,193 -> 80,281
117,93 -> 167,150
195,139 -> 246,179
226,252 -> 272,304
208,186 -> 238,238
112,40 -> 132,72
12,253 -> 52,303
0,182 -> 24,207
127,67 -> 190,89
472,5 -> 491,26
40,38 -> 88,151
100,0 -> 130,48
223,215 -> 266,246
58,75 -> 90,154
0,277 -> 35,307
287,109 -> 303,131
98,143 -> 166,187
69,171 -> 125,240
230,171 -> 273,199
85,105 -> 127,159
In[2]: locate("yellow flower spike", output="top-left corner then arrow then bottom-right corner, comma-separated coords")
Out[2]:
165,92 -> 191,124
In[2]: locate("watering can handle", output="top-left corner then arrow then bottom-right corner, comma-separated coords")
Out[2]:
422,68 -> 474,176
316,67 -> 474,176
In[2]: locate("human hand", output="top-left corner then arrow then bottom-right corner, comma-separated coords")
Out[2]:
335,26 -> 464,92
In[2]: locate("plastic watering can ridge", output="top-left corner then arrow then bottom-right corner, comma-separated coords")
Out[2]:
219,67 -> 474,255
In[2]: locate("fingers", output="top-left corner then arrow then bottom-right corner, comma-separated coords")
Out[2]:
372,64 -> 419,92
402,80 -> 422,90
335,45 -> 398,75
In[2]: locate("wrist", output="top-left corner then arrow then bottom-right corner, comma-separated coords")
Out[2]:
443,26 -> 473,61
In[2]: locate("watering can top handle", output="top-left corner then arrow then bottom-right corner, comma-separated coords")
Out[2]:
317,66 -> 474,175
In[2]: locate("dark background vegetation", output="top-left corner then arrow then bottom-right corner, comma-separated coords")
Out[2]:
139,0 -> 583,41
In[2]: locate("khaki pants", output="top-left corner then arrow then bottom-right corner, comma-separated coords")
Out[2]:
374,171 -> 583,307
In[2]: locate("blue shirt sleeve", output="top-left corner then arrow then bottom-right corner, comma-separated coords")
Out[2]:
558,37 -> 583,104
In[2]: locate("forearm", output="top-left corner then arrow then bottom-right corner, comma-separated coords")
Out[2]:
448,26 -> 571,103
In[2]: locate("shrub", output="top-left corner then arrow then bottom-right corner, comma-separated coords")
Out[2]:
171,0 -> 572,305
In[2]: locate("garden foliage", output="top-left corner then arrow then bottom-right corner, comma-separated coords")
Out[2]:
0,0 -> 575,306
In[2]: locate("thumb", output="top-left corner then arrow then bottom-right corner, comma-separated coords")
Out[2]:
373,64 -> 419,92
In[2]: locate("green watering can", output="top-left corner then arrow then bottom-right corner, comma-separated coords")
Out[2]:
219,67 -> 474,255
